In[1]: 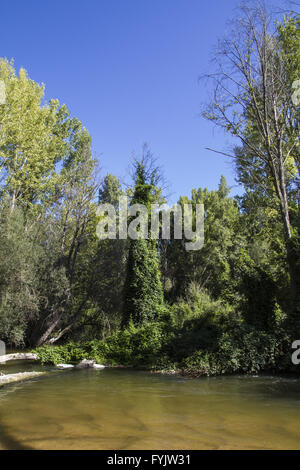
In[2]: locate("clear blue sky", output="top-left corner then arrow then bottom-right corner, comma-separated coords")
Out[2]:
0,0 -> 281,202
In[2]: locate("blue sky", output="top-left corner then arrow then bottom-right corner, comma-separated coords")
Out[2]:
0,0 -> 281,202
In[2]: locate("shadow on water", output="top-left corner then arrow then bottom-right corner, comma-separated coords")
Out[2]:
0,369 -> 54,450
0,420 -> 33,450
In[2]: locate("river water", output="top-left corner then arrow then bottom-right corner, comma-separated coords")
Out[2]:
0,361 -> 300,450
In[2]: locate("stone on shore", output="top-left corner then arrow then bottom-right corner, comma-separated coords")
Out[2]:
0,371 -> 46,387
76,359 -> 105,369
76,359 -> 96,368
93,364 -> 105,369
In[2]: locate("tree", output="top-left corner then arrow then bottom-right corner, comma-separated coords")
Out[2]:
0,59 -> 66,211
73,174 -> 129,339
0,58 -> 104,346
162,176 -> 242,303
0,204 -> 41,346
202,3 -> 300,320
123,153 -> 164,327
98,173 -> 123,208
32,129 -> 99,346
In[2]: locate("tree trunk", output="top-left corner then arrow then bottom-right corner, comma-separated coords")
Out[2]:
35,315 -> 62,347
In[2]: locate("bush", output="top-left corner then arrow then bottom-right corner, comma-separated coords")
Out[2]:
180,325 -> 291,377
180,351 -> 221,376
164,288 -> 239,362
32,342 -> 89,365
33,321 -> 167,367
100,321 -> 165,366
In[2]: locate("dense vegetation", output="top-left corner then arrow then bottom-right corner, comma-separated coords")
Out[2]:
0,4 -> 299,376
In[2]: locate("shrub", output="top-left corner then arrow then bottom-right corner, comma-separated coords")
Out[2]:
32,342 -> 89,365
181,351 -> 221,376
180,325 -> 291,377
33,321 -> 166,367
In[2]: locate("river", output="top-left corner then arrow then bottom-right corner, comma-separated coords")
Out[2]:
0,361 -> 300,449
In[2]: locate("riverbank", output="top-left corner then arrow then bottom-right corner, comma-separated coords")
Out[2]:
3,324 -> 299,381
0,355 -> 106,389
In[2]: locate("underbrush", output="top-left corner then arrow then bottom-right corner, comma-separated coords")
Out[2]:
33,289 -> 294,376
33,320 -> 171,368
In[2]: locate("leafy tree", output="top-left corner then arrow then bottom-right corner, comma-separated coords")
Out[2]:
202,4 -> 300,322
0,58 -> 100,346
32,130 -> 98,346
0,59 -> 65,210
163,176 -> 242,303
72,174 -> 128,340
98,173 -> 123,208
0,205 -> 41,346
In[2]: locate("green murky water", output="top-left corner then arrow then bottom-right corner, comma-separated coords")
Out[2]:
0,362 -> 300,450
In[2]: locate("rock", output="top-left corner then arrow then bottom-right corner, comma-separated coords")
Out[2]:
76,359 -> 96,369
0,353 -> 38,364
75,359 -> 105,369
0,371 -> 46,387
56,364 -> 74,369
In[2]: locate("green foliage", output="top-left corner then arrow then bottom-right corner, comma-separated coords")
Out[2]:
102,321 -> 164,366
180,351 -> 220,376
99,174 -> 123,208
180,326 -> 291,377
33,307 -> 292,378
0,59 -> 76,209
123,155 -> 164,327
164,286 -> 238,361
0,58 -> 99,348
278,15 -> 300,84
0,205 -> 41,346
163,176 -> 242,303
33,342 -> 89,365
123,239 -> 163,326
34,321 -> 166,367
201,6 -> 300,324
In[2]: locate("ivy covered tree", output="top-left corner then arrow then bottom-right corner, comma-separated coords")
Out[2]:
123,152 -> 164,327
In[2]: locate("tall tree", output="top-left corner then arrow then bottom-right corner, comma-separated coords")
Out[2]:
0,58 -> 100,346
32,130 -> 98,346
123,153 -> 164,327
202,3 -> 300,321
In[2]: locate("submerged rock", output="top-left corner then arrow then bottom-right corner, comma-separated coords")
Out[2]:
56,364 -> 74,369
